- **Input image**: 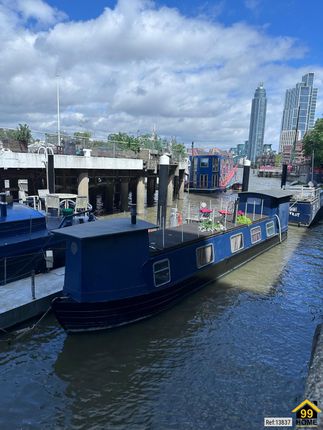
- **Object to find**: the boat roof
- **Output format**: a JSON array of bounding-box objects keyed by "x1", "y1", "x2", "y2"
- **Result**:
[
  {"x1": 238, "y1": 189, "x2": 294, "y2": 199},
  {"x1": 0, "y1": 203, "x2": 45, "y2": 223},
  {"x1": 52, "y1": 218, "x2": 158, "y2": 240}
]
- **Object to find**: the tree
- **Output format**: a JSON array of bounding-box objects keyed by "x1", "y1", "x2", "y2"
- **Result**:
[
  {"x1": 302, "y1": 118, "x2": 323, "y2": 167},
  {"x1": 274, "y1": 153, "x2": 282, "y2": 167},
  {"x1": 107, "y1": 132, "x2": 141, "y2": 153},
  {"x1": 15, "y1": 123, "x2": 32, "y2": 152},
  {"x1": 73, "y1": 131, "x2": 92, "y2": 147}
]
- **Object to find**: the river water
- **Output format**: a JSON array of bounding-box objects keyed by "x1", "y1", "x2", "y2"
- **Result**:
[{"x1": 0, "y1": 172, "x2": 322, "y2": 430}]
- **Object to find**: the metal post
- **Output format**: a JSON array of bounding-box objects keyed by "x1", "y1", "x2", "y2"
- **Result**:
[
  {"x1": 56, "y1": 74, "x2": 61, "y2": 147},
  {"x1": 181, "y1": 221, "x2": 184, "y2": 243},
  {"x1": 242, "y1": 159, "x2": 251, "y2": 192},
  {"x1": 245, "y1": 202, "x2": 247, "y2": 216},
  {"x1": 311, "y1": 150, "x2": 314, "y2": 182},
  {"x1": 281, "y1": 164, "x2": 287, "y2": 189},
  {"x1": 162, "y1": 217, "x2": 165, "y2": 248},
  {"x1": 253, "y1": 200, "x2": 256, "y2": 221},
  {"x1": 31, "y1": 270, "x2": 36, "y2": 300},
  {"x1": 260, "y1": 199, "x2": 264, "y2": 218},
  {"x1": 157, "y1": 154, "x2": 169, "y2": 229},
  {"x1": 224, "y1": 203, "x2": 228, "y2": 230}
]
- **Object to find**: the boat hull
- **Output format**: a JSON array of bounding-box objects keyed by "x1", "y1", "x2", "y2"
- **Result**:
[
  {"x1": 289, "y1": 199, "x2": 323, "y2": 227},
  {"x1": 52, "y1": 232, "x2": 286, "y2": 333}
]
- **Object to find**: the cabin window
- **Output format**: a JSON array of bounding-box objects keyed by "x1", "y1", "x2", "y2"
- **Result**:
[
  {"x1": 250, "y1": 226, "x2": 262, "y2": 244},
  {"x1": 200, "y1": 158, "x2": 209, "y2": 168},
  {"x1": 196, "y1": 244, "x2": 214, "y2": 268},
  {"x1": 230, "y1": 233, "x2": 244, "y2": 253},
  {"x1": 212, "y1": 174, "x2": 218, "y2": 188},
  {"x1": 266, "y1": 221, "x2": 275, "y2": 237},
  {"x1": 153, "y1": 259, "x2": 170, "y2": 287},
  {"x1": 200, "y1": 174, "x2": 208, "y2": 188}
]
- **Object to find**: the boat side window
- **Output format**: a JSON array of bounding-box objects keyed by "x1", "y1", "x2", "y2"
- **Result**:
[
  {"x1": 230, "y1": 233, "x2": 244, "y2": 253},
  {"x1": 196, "y1": 244, "x2": 214, "y2": 268},
  {"x1": 266, "y1": 221, "x2": 275, "y2": 237},
  {"x1": 250, "y1": 226, "x2": 261, "y2": 244},
  {"x1": 153, "y1": 259, "x2": 171, "y2": 287},
  {"x1": 200, "y1": 158, "x2": 209, "y2": 168}
]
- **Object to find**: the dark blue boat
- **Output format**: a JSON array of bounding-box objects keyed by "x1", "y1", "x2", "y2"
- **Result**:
[
  {"x1": 0, "y1": 193, "x2": 94, "y2": 285},
  {"x1": 287, "y1": 185, "x2": 323, "y2": 227},
  {"x1": 52, "y1": 190, "x2": 292, "y2": 333}
]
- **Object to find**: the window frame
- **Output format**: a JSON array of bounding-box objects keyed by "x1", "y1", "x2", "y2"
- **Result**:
[
  {"x1": 196, "y1": 243, "x2": 214, "y2": 269},
  {"x1": 153, "y1": 258, "x2": 171, "y2": 287},
  {"x1": 250, "y1": 226, "x2": 262, "y2": 244},
  {"x1": 266, "y1": 221, "x2": 275, "y2": 237},
  {"x1": 200, "y1": 157, "x2": 209, "y2": 168},
  {"x1": 230, "y1": 233, "x2": 244, "y2": 253}
]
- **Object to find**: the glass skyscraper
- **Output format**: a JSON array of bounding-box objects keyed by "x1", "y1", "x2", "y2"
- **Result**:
[
  {"x1": 279, "y1": 73, "x2": 318, "y2": 152},
  {"x1": 247, "y1": 83, "x2": 267, "y2": 163}
]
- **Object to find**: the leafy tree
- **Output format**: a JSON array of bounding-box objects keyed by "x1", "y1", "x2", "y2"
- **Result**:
[
  {"x1": 73, "y1": 131, "x2": 92, "y2": 147},
  {"x1": 171, "y1": 141, "x2": 187, "y2": 160},
  {"x1": 107, "y1": 132, "x2": 141, "y2": 153},
  {"x1": 274, "y1": 153, "x2": 282, "y2": 167},
  {"x1": 15, "y1": 123, "x2": 32, "y2": 152},
  {"x1": 302, "y1": 118, "x2": 323, "y2": 167}
]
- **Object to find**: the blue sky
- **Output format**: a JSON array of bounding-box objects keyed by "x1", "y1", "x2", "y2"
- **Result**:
[{"x1": 0, "y1": 0, "x2": 322, "y2": 149}]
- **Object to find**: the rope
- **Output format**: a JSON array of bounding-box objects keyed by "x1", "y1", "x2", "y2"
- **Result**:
[{"x1": 14, "y1": 306, "x2": 52, "y2": 340}]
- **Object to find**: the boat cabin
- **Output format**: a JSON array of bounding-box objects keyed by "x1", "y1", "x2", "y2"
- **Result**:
[{"x1": 238, "y1": 190, "x2": 293, "y2": 232}]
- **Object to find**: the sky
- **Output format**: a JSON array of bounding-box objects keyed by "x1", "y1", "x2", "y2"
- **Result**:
[{"x1": 0, "y1": 0, "x2": 322, "y2": 150}]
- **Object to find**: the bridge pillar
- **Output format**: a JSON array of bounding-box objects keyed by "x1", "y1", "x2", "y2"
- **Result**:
[
  {"x1": 167, "y1": 174, "x2": 174, "y2": 206},
  {"x1": 136, "y1": 177, "x2": 145, "y2": 215},
  {"x1": 105, "y1": 180, "x2": 114, "y2": 213},
  {"x1": 10, "y1": 178, "x2": 19, "y2": 201},
  {"x1": 147, "y1": 176, "x2": 156, "y2": 207},
  {"x1": 120, "y1": 180, "x2": 129, "y2": 212},
  {"x1": 178, "y1": 170, "x2": 185, "y2": 200},
  {"x1": 173, "y1": 167, "x2": 179, "y2": 200},
  {"x1": 78, "y1": 172, "x2": 89, "y2": 199}
]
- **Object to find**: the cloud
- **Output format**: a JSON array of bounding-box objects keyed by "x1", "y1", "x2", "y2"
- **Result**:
[{"x1": 0, "y1": 0, "x2": 321, "y2": 150}]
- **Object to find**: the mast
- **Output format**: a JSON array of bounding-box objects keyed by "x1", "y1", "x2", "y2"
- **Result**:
[{"x1": 56, "y1": 74, "x2": 61, "y2": 146}]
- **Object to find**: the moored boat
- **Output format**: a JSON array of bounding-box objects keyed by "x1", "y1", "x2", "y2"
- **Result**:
[
  {"x1": 52, "y1": 190, "x2": 293, "y2": 333},
  {"x1": 189, "y1": 152, "x2": 237, "y2": 193},
  {"x1": 0, "y1": 193, "x2": 94, "y2": 285},
  {"x1": 287, "y1": 185, "x2": 323, "y2": 227}
]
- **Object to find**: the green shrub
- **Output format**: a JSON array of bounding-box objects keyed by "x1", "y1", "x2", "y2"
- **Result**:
[{"x1": 236, "y1": 215, "x2": 252, "y2": 225}]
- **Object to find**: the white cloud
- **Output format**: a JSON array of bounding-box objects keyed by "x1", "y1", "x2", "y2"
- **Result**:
[{"x1": 0, "y1": 0, "x2": 321, "y2": 150}]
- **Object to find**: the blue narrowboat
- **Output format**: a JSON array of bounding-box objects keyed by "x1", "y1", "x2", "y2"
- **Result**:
[
  {"x1": 189, "y1": 153, "x2": 237, "y2": 193},
  {"x1": 52, "y1": 190, "x2": 292, "y2": 333},
  {"x1": 287, "y1": 185, "x2": 323, "y2": 227},
  {"x1": 0, "y1": 193, "x2": 94, "y2": 285}
]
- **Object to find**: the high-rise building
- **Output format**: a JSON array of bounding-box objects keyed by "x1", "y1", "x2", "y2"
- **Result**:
[
  {"x1": 279, "y1": 73, "x2": 318, "y2": 152},
  {"x1": 247, "y1": 83, "x2": 267, "y2": 163}
]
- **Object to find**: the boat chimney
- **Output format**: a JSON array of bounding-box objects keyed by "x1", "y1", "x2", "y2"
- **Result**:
[
  {"x1": 130, "y1": 204, "x2": 137, "y2": 225},
  {"x1": 242, "y1": 159, "x2": 251, "y2": 192},
  {"x1": 0, "y1": 193, "x2": 8, "y2": 218},
  {"x1": 281, "y1": 164, "x2": 287, "y2": 189},
  {"x1": 157, "y1": 154, "x2": 169, "y2": 229}
]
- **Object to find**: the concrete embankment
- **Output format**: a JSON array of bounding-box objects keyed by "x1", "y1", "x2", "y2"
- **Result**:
[
  {"x1": 305, "y1": 323, "x2": 323, "y2": 428},
  {"x1": 0, "y1": 268, "x2": 64, "y2": 330}
]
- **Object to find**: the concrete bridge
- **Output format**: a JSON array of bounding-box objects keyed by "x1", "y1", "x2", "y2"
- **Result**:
[{"x1": 0, "y1": 151, "x2": 187, "y2": 214}]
